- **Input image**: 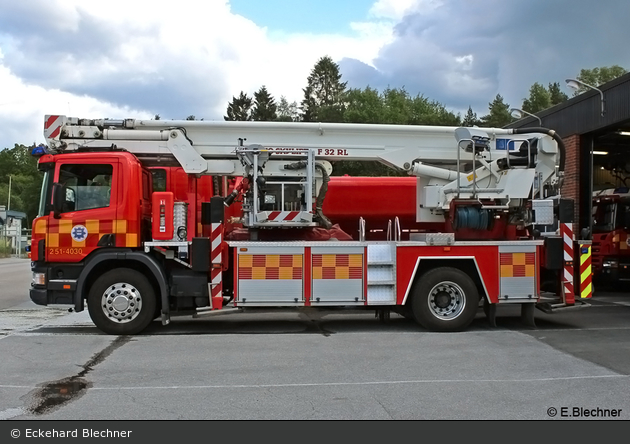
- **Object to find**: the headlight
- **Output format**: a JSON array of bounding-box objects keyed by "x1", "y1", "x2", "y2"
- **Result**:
[
  {"x1": 32, "y1": 272, "x2": 46, "y2": 286},
  {"x1": 603, "y1": 260, "x2": 619, "y2": 268}
]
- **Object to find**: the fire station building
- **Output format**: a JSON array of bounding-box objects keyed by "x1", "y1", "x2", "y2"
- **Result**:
[{"x1": 507, "y1": 72, "x2": 630, "y2": 240}]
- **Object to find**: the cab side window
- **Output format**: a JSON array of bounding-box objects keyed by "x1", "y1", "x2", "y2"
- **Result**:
[
  {"x1": 58, "y1": 164, "x2": 113, "y2": 212},
  {"x1": 151, "y1": 169, "x2": 167, "y2": 192}
]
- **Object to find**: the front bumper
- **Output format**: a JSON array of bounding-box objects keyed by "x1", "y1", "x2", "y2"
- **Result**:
[
  {"x1": 30, "y1": 287, "x2": 49, "y2": 306},
  {"x1": 30, "y1": 262, "x2": 80, "y2": 309}
]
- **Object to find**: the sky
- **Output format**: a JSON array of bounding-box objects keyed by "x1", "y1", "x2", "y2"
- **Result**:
[{"x1": 0, "y1": 0, "x2": 629, "y2": 149}]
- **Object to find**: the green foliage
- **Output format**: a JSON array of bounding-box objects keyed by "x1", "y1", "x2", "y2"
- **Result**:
[
  {"x1": 0, "y1": 238, "x2": 11, "y2": 258},
  {"x1": 276, "y1": 96, "x2": 299, "y2": 122},
  {"x1": 480, "y1": 94, "x2": 513, "y2": 128},
  {"x1": 380, "y1": 87, "x2": 412, "y2": 124},
  {"x1": 343, "y1": 87, "x2": 384, "y2": 123},
  {"x1": 251, "y1": 86, "x2": 278, "y2": 121},
  {"x1": 186, "y1": 115, "x2": 196, "y2": 120},
  {"x1": 522, "y1": 82, "x2": 551, "y2": 113},
  {"x1": 344, "y1": 86, "x2": 460, "y2": 126},
  {"x1": 462, "y1": 106, "x2": 480, "y2": 127},
  {"x1": 300, "y1": 56, "x2": 347, "y2": 122},
  {"x1": 153, "y1": 114, "x2": 161, "y2": 120},
  {"x1": 0, "y1": 144, "x2": 42, "y2": 224},
  {"x1": 548, "y1": 82, "x2": 568, "y2": 106},
  {"x1": 574, "y1": 65, "x2": 628, "y2": 95},
  {"x1": 224, "y1": 91, "x2": 253, "y2": 121},
  {"x1": 409, "y1": 94, "x2": 460, "y2": 126},
  {"x1": 521, "y1": 82, "x2": 568, "y2": 113}
]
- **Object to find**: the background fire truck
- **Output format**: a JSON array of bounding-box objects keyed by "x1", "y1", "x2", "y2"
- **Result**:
[
  {"x1": 591, "y1": 187, "x2": 630, "y2": 285},
  {"x1": 28, "y1": 115, "x2": 587, "y2": 335}
]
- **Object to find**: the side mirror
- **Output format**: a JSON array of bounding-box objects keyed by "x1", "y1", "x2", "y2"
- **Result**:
[{"x1": 52, "y1": 182, "x2": 65, "y2": 219}]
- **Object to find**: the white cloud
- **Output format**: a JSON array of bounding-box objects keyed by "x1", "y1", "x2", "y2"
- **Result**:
[
  {"x1": 0, "y1": 64, "x2": 151, "y2": 148},
  {"x1": 0, "y1": 0, "x2": 399, "y2": 147},
  {"x1": 369, "y1": 0, "x2": 442, "y2": 20},
  {"x1": 342, "y1": 0, "x2": 630, "y2": 118},
  {"x1": 3, "y1": 0, "x2": 627, "y2": 151}
]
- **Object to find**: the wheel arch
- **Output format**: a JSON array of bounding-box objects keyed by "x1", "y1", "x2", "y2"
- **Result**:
[
  {"x1": 75, "y1": 250, "x2": 168, "y2": 315},
  {"x1": 401, "y1": 257, "x2": 489, "y2": 306}
]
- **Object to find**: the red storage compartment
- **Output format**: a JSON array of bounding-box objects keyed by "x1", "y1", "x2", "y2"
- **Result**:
[{"x1": 152, "y1": 192, "x2": 174, "y2": 240}]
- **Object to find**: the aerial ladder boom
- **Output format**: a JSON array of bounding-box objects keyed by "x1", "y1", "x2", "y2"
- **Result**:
[{"x1": 43, "y1": 115, "x2": 564, "y2": 228}]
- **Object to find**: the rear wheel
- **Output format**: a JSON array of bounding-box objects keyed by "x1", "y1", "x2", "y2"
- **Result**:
[
  {"x1": 411, "y1": 267, "x2": 479, "y2": 332},
  {"x1": 87, "y1": 268, "x2": 156, "y2": 335}
]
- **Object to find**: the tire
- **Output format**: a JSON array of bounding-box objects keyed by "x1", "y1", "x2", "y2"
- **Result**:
[
  {"x1": 411, "y1": 267, "x2": 479, "y2": 332},
  {"x1": 87, "y1": 268, "x2": 157, "y2": 335}
]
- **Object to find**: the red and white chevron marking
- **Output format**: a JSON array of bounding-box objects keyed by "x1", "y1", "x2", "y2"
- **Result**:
[
  {"x1": 210, "y1": 222, "x2": 223, "y2": 307},
  {"x1": 267, "y1": 211, "x2": 301, "y2": 222},
  {"x1": 44, "y1": 115, "x2": 63, "y2": 140},
  {"x1": 560, "y1": 222, "x2": 575, "y2": 304}
]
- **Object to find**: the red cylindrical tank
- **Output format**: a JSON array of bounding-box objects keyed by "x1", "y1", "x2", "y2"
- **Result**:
[{"x1": 322, "y1": 176, "x2": 419, "y2": 236}]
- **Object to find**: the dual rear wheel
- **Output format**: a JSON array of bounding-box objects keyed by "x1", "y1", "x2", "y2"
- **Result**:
[{"x1": 410, "y1": 267, "x2": 479, "y2": 332}]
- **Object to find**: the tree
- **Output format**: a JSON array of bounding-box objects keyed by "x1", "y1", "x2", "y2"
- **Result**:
[
  {"x1": 153, "y1": 114, "x2": 161, "y2": 120},
  {"x1": 462, "y1": 106, "x2": 480, "y2": 127},
  {"x1": 409, "y1": 94, "x2": 460, "y2": 126},
  {"x1": 570, "y1": 65, "x2": 628, "y2": 96},
  {"x1": 547, "y1": 82, "x2": 568, "y2": 106},
  {"x1": 224, "y1": 91, "x2": 253, "y2": 121},
  {"x1": 186, "y1": 115, "x2": 196, "y2": 121},
  {"x1": 343, "y1": 86, "x2": 459, "y2": 126},
  {"x1": 0, "y1": 144, "x2": 42, "y2": 224},
  {"x1": 300, "y1": 56, "x2": 347, "y2": 122},
  {"x1": 251, "y1": 86, "x2": 277, "y2": 121},
  {"x1": 522, "y1": 82, "x2": 551, "y2": 114},
  {"x1": 480, "y1": 94, "x2": 513, "y2": 128},
  {"x1": 381, "y1": 87, "x2": 411, "y2": 124},
  {"x1": 276, "y1": 96, "x2": 299, "y2": 122},
  {"x1": 520, "y1": 81, "x2": 567, "y2": 113},
  {"x1": 343, "y1": 86, "x2": 384, "y2": 123}
]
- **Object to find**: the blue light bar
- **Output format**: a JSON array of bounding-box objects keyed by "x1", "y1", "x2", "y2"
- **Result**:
[{"x1": 30, "y1": 144, "x2": 48, "y2": 157}]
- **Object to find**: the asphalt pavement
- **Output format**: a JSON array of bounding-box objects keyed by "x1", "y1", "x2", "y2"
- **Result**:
[{"x1": 1, "y1": 258, "x2": 629, "y2": 420}]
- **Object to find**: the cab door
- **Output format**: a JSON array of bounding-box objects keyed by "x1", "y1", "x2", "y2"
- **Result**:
[{"x1": 47, "y1": 160, "x2": 119, "y2": 262}]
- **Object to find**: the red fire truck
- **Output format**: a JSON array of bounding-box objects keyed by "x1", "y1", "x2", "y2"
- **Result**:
[
  {"x1": 28, "y1": 115, "x2": 585, "y2": 335},
  {"x1": 591, "y1": 187, "x2": 630, "y2": 285}
]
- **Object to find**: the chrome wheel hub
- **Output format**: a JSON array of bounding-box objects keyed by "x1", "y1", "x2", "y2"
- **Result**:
[
  {"x1": 101, "y1": 282, "x2": 142, "y2": 323},
  {"x1": 427, "y1": 281, "x2": 466, "y2": 320}
]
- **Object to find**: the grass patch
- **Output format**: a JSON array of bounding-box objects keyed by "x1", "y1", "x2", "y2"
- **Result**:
[{"x1": 0, "y1": 238, "x2": 12, "y2": 258}]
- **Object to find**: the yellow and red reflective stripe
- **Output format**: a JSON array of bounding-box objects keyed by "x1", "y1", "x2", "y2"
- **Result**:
[
  {"x1": 499, "y1": 252, "x2": 536, "y2": 278},
  {"x1": 312, "y1": 254, "x2": 363, "y2": 280},
  {"x1": 580, "y1": 245, "x2": 592, "y2": 299},
  {"x1": 238, "y1": 254, "x2": 303, "y2": 280},
  {"x1": 44, "y1": 219, "x2": 136, "y2": 248}
]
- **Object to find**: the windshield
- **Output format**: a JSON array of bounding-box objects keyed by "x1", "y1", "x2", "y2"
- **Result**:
[
  {"x1": 37, "y1": 165, "x2": 54, "y2": 217},
  {"x1": 592, "y1": 201, "x2": 630, "y2": 233}
]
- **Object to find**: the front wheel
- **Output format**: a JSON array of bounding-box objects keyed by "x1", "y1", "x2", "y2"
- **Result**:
[
  {"x1": 87, "y1": 268, "x2": 157, "y2": 335},
  {"x1": 411, "y1": 267, "x2": 479, "y2": 332}
]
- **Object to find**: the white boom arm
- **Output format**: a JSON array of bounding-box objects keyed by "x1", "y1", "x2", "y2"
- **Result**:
[
  {"x1": 44, "y1": 115, "x2": 557, "y2": 172},
  {"x1": 43, "y1": 115, "x2": 562, "y2": 226}
]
